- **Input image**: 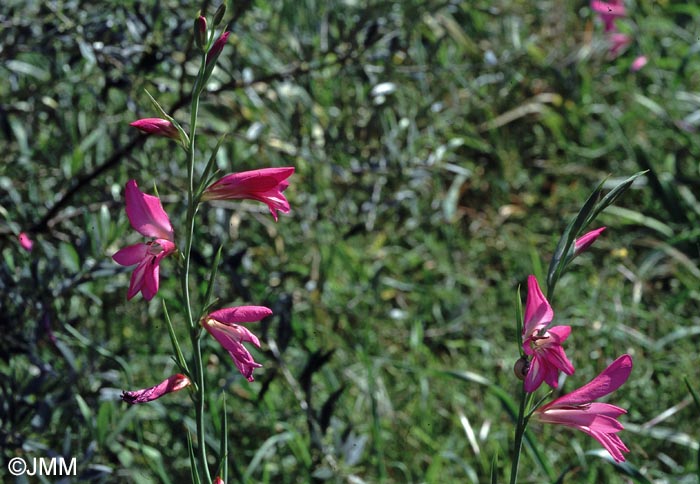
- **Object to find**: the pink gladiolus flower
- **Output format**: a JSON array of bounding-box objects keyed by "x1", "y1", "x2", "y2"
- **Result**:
[
  {"x1": 122, "y1": 374, "x2": 191, "y2": 404},
  {"x1": 522, "y1": 276, "x2": 575, "y2": 392},
  {"x1": 591, "y1": 0, "x2": 626, "y2": 32},
  {"x1": 201, "y1": 167, "x2": 295, "y2": 221},
  {"x1": 18, "y1": 232, "x2": 33, "y2": 252},
  {"x1": 130, "y1": 118, "x2": 179, "y2": 139},
  {"x1": 574, "y1": 227, "x2": 606, "y2": 256},
  {"x1": 533, "y1": 354, "x2": 633, "y2": 462},
  {"x1": 206, "y1": 31, "x2": 230, "y2": 65},
  {"x1": 202, "y1": 306, "x2": 272, "y2": 381},
  {"x1": 112, "y1": 180, "x2": 176, "y2": 301},
  {"x1": 631, "y1": 55, "x2": 648, "y2": 72}
]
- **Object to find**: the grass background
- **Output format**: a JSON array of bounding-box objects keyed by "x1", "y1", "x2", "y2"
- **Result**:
[{"x1": 1, "y1": 0, "x2": 699, "y2": 482}]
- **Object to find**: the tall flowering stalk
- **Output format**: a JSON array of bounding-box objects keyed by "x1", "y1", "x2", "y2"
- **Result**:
[
  {"x1": 113, "y1": 6, "x2": 295, "y2": 483},
  {"x1": 508, "y1": 172, "x2": 645, "y2": 483}
]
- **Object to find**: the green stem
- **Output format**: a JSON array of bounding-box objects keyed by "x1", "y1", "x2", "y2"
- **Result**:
[
  {"x1": 509, "y1": 385, "x2": 531, "y2": 484},
  {"x1": 181, "y1": 51, "x2": 210, "y2": 483}
]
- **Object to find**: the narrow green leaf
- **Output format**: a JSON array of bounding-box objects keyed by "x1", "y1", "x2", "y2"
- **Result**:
[
  {"x1": 546, "y1": 178, "x2": 605, "y2": 299},
  {"x1": 196, "y1": 133, "x2": 227, "y2": 199},
  {"x1": 201, "y1": 244, "x2": 224, "y2": 319},
  {"x1": 188, "y1": 432, "x2": 201, "y2": 484},
  {"x1": 163, "y1": 300, "x2": 190, "y2": 375},
  {"x1": 143, "y1": 88, "x2": 190, "y2": 147},
  {"x1": 685, "y1": 378, "x2": 700, "y2": 411},
  {"x1": 218, "y1": 393, "x2": 229, "y2": 484},
  {"x1": 515, "y1": 284, "x2": 524, "y2": 358},
  {"x1": 490, "y1": 448, "x2": 498, "y2": 484},
  {"x1": 584, "y1": 170, "x2": 648, "y2": 228}
]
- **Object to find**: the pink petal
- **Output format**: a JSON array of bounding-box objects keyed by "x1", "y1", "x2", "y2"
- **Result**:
[
  {"x1": 201, "y1": 167, "x2": 295, "y2": 221},
  {"x1": 523, "y1": 275, "x2": 553, "y2": 338},
  {"x1": 551, "y1": 354, "x2": 632, "y2": 406},
  {"x1": 130, "y1": 118, "x2": 179, "y2": 139},
  {"x1": 631, "y1": 55, "x2": 648, "y2": 72},
  {"x1": 121, "y1": 374, "x2": 190, "y2": 404},
  {"x1": 125, "y1": 180, "x2": 174, "y2": 241},
  {"x1": 208, "y1": 306, "x2": 273, "y2": 325},
  {"x1": 524, "y1": 356, "x2": 546, "y2": 392},
  {"x1": 574, "y1": 227, "x2": 606, "y2": 255},
  {"x1": 18, "y1": 232, "x2": 34, "y2": 252},
  {"x1": 127, "y1": 258, "x2": 149, "y2": 300},
  {"x1": 112, "y1": 243, "x2": 148, "y2": 266},
  {"x1": 203, "y1": 319, "x2": 263, "y2": 381},
  {"x1": 206, "y1": 31, "x2": 231, "y2": 65}
]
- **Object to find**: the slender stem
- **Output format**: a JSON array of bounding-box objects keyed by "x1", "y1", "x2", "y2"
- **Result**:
[
  {"x1": 182, "y1": 51, "x2": 210, "y2": 483},
  {"x1": 510, "y1": 385, "x2": 531, "y2": 484}
]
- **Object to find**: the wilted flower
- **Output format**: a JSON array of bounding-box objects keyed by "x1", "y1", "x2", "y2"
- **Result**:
[
  {"x1": 202, "y1": 306, "x2": 272, "y2": 381},
  {"x1": 122, "y1": 374, "x2": 191, "y2": 404},
  {"x1": 533, "y1": 354, "x2": 632, "y2": 462},
  {"x1": 522, "y1": 276, "x2": 575, "y2": 392},
  {"x1": 201, "y1": 167, "x2": 294, "y2": 221},
  {"x1": 112, "y1": 180, "x2": 176, "y2": 301},
  {"x1": 130, "y1": 118, "x2": 179, "y2": 139},
  {"x1": 18, "y1": 232, "x2": 33, "y2": 252}
]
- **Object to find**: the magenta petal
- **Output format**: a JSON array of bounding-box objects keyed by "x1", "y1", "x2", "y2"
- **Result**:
[
  {"x1": 121, "y1": 374, "x2": 190, "y2": 404},
  {"x1": 524, "y1": 356, "x2": 545, "y2": 393},
  {"x1": 574, "y1": 227, "x2": 606, "y2": 255},
  {"x1": 142, "y1": 260, "x2": 159, "y2": 301},
  {"x1": 18, "y1": 232, "x2": 34, "y2": 252},
  {"x1": 127, "y1": 259, "x2": 149, "y2": 300},
  {"x1": 203, "y1": 319, "x2": 263, "y2": 381},
  {"x1": 523, "y1": 275, "x2": 553, "y2": 338},
  {"x1": 553, "y1": 355, "x2": 632, "y2": 406},
  {"x1": 113, "y1": 243, "x2": 148, "y2": 266},
  {"x1": 201, "y1": 167, "x2": 295, "y2": 220},
  {"x1": 125, "y1": 180, "x2": 174, "y2": 240},
  {"x1": 208, "y1": 306, "x2": 273, "y2": 325}
]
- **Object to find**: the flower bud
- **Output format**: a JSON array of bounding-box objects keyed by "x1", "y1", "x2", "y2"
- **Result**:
[
  {"x1": 195, "y1": 15, "x2": 208, "y2": 50},
  {"x1": 130, "y1": 118, "x2": 180, "y2": 139},
  {"x1": 213, "y1": 4, "x2": 226, "y2": 27},
  {"x1": 206, "y1": 31, "x2": 230, "y2": 65}
]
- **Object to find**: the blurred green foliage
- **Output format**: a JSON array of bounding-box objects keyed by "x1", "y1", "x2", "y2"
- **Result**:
[{"x1": 1, "y1": 0, "x2": 699, "y2": 482}]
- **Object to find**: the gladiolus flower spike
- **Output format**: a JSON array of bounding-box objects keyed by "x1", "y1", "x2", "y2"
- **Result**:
[
  {"x1": 112, "y1": 180, "x2": 176, "y2": 301},
  {"x1": 521, "y1": 276, "x2": 575, "y2": 393},
  {"x1": 534, "y1": 354, "x2": 633, "y2": 462},
  {"x1": 202, "y1": 306, "x2": 272, "y2": 381},
  {"x1": 122, "y1": 374, "x2": 191, "y2": 404},
  {"x1": 201, "y1": 167, "x2": 295, "y2": 221}
]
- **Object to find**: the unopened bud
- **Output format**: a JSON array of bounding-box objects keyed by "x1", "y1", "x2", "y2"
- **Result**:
[
  {"x1": 213, "y1": 4, "x2": 226, "y2": 27},
  {"x1": 573, "y1": 227, "x2": 606, "y2": 257},
  {"x1": 130, "y1": 118, "x2": 179, "y2": 139},
  {"x1": 206, "y1": 31, "x2": 230, "y2": 65},
  {"x1": 195, "y1": 15, "x2": 207, "y2": 50}
]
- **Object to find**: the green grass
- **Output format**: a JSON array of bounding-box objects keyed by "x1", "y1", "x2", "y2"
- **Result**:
[{"x1": 2, "y1": 0, "x2": 700, "y2": 482}]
